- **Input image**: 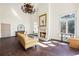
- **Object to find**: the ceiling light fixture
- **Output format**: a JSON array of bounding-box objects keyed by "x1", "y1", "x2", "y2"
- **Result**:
[{"x1": 21, "y1": 3, "x2": 35, "y2": 14}]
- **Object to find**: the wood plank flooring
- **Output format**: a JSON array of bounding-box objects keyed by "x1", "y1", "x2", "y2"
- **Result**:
[{"x1": 0, "y1": 37, "x2": 79, "y2": 56}]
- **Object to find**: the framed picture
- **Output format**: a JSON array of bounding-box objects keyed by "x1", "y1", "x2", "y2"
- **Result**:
[{"x1": 39, "y1": 14, "x2": 47, "y2": 27}]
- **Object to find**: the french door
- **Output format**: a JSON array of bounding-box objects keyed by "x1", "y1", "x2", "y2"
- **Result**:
[{"x1": 60, "y1": 13, "x2": 75, "y2": 42}]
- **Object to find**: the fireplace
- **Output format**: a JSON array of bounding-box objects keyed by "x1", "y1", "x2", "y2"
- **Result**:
[{"x1": 40, "y1": 32, "x2": 46, "y2": 38}]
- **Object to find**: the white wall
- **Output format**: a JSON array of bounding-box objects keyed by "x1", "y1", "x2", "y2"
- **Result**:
[
  {"x1": 0, "y1": 3, "x2": 34, "y2": 38},
  {"x1": 31, "y1": 3, "x2": 79, "y2": 40},
  {"x1": 76, "y1": 4, "x2": 79, "y2": 38},
  {"x1": 0, "y1": 25, "x2": 1, "y2": 37},
  {"x1": 48, "y1": 3, "x2": 77, "y2": 40},
  {"x1": 37, "y1": 3, "x2": 78, "y2": 40}
]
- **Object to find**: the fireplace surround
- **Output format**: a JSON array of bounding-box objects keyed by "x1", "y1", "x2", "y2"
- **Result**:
[{"x1": 40, "y1": 32, "x2": 46, "y2": 38}]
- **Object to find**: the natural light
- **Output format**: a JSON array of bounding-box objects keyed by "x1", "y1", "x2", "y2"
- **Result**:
[
  {"x1": 52, "y1": 41, "x2": 59, "y2": 43},
  {"x1": 74, "y1": 55, "x2": 79, "y2": 56},
  {"x1": 37, "y1": 42, "x2": 48, "y2": 47},
  {"x1": 47, "y1": 43, "x2": 56, "y2": 47},
  {"x1": 11, "y1": 8, "x2": 18, "y2": 16},
  {"x1": 11, "y1": 8, "x2": 22, "y2": 20},
  {"x1": 52, "y1": 41, "x2": 67, "y2": 45},
  {"x1": 42, "y1": 41, "x2": 51, "y2": 44},
  {"x1": 41, "y1": 41, "x2": 56, "y2": 47},
  {"x1": 59, "y1": 43, "x2": 67, "y2": 45}
]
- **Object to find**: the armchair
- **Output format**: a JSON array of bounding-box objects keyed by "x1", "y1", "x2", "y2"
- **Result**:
[{"x1": 68, "y1": 38, "x2": 79, "y2": 49}]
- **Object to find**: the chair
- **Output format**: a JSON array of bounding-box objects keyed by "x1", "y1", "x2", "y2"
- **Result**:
[{"x1": 68, "y1": 38, "x2": 79, "y2": 49}]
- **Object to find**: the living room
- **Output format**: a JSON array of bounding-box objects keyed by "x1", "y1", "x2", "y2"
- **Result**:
[{"x1": 1, "y1": 3, "x2": 79, "y2": 56}]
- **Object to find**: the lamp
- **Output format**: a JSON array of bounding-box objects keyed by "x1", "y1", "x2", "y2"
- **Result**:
[{"x1": 21, "y1": 3, "x2": 35, "y2": 14}]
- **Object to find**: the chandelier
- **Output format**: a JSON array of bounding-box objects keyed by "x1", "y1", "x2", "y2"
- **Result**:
[{"x1": 21, "y1": 3, "x2": 35, "y2": 14}]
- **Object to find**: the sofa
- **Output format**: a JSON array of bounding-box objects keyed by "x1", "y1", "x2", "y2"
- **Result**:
[
  {"x1": 17, "y1": 33, "x2": 38, "y2": 50},
  {"x1": 68, "y1": 38, "x2": 79, "y2": 49}
]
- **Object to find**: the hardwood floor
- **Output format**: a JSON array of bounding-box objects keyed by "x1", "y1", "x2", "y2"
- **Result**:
[{"x1": 0, "y1": 37, "x2": 79, "y2": 56}]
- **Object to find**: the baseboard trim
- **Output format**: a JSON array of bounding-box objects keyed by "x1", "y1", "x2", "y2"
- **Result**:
[
  {"x1": 0, "y1": 36, "x2": 15, "y2": 39},
  {"x1": 50, "y1": 39, "x2": 68, "y2": 43}
]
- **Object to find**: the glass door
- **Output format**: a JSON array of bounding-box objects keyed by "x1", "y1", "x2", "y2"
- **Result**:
[{"x1": 60, "y1": 13, "x2": 75, "y2": 42}]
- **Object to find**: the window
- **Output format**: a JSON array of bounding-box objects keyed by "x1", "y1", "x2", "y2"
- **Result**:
[
  {"x1": 61, "y1": 21, "x2": 66, "y2": 33},
  {"x1": 68, "y1": 20, "x2": 74, "y2": 34},
  {"x1": 60, "y1": 13, "x2": 75, "y2": 42}
]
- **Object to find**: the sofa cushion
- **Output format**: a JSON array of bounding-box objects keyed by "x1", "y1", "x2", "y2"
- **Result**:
[{"x1": 17, "y1": 33, "x2": 29, "y2": 42}]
